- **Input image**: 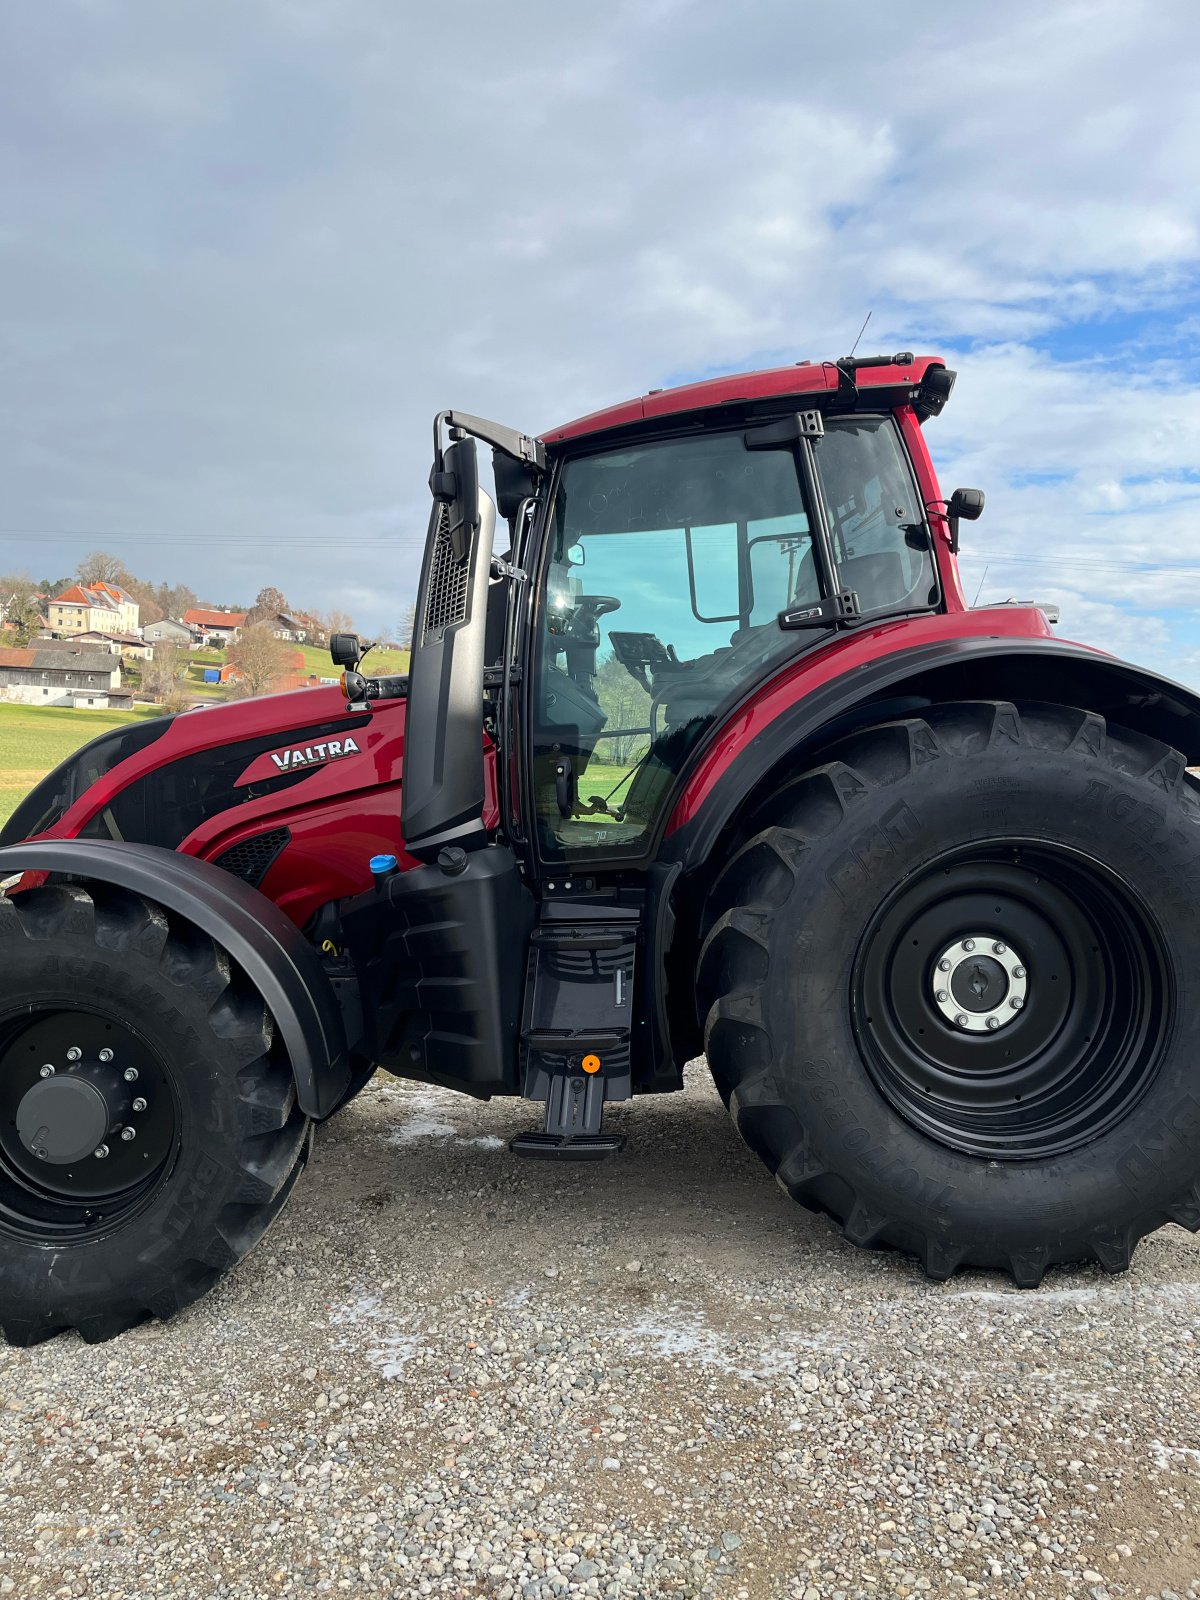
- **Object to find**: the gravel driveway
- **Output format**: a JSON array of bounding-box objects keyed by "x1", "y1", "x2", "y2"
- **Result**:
[{"x1": 2, "y1": 1065, "x2": 1199, "y2": 1600}]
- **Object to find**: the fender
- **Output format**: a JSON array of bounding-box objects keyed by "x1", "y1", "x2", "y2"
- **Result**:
[
  {"x1": 662, "y1": 635, "x2": 1200, "y2": 872},
  {"x1": 0, "y1": 840, "x2": 351, "y2": 1119}
]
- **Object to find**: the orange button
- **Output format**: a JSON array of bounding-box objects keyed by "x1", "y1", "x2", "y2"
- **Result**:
[{"x1": 581, "y1": 1053, "x2": 601, "y2": 1074}]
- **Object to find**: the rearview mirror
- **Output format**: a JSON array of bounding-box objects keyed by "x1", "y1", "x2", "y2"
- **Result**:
[
  {"x1": 946, "y1": 486, "x2": 985, "y2": 553},
  {"x1": 329, "y1": 632, "x2": 361, "y2": 669},
  {"x1": 429, "y1": 435, "x2": 481, "y2": 561}
]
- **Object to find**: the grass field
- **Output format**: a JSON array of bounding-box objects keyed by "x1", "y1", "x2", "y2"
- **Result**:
[{"x1": 0, "y1": 703, "x2": 163, "y2": 827}]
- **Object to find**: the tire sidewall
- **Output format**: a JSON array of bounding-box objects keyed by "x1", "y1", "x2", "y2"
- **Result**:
[{"x1": 0, "y1": 934, "x2": 281, "y2": 1318}]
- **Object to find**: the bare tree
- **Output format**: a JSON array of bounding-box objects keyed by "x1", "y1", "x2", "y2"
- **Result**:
[
  {"x1": 78, "y1": 550, "x2": 125, "y2": 585},
  {"x1": 326, "y1": 608, "x2": 355, "y2": 637},
  {"x1": 142, "y1": 641, "x2": 184, "y2": 701},
  {"x1": 400, "y1": 602, "x2": 417, "y2": 649},
  {"x1": 226, "y1": 624, "x2": 289, "y2": 698}
]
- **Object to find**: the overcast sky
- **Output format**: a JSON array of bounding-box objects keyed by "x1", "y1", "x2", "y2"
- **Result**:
[{"x1": 2, "y1": 0, "x2": 1199, "y2": 674}]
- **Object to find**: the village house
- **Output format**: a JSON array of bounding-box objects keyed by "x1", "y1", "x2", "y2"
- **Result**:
[
  {"x1": 143, "y1": 618, "x2": 193, "y2": 646},
  {"x1": 0, "y1": 645, "x2": 123, "y2": 708},
  {"x1": 72, "y1": 630, "x2": 154, "y2": 661},
  {"x1": 48, "y1": 582, "x2": 141, "y2": 638},
  {"x1": 184, "y1": 608, "x2": 246, "y2": 648}
]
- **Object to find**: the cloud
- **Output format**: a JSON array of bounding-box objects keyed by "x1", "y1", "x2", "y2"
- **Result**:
[{"x1": 0, "y1": 0, "x2": 1197, "y2": 679}]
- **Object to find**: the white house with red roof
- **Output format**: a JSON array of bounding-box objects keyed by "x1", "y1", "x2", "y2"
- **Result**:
[
  {"x1": 184, "y1": 608, "x2": 247, "y2": 647},
  {"x1": 48, "y1": 581, "x2": 140, "y2": 638}
]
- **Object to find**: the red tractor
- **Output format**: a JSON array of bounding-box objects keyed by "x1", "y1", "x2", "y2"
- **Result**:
[{"x1": 4, "y1": 351, "x2": 1200, "y2": 1345}]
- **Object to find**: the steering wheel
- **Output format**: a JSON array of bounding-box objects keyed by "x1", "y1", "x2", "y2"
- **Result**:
[{"x1": 569, "y1": 595, "x2": 622, "y2": 626}]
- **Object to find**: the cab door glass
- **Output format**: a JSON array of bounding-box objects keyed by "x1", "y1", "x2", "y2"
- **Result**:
[
  {"x1": 814, "y1": 417, "x2": 938, "y2": 614},
  {"x1": 532, "y1": 431, "x2": 809, "y2": 859}
]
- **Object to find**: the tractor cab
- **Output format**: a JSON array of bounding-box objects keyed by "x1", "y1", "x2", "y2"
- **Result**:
[{"x1": 341, "y1": 354, "x2": 972, "y2": 1154}]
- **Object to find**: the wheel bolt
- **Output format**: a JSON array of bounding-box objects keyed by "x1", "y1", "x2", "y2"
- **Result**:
[
  {"x1": 961, "y1": 939, "x2": 975, "y2": 952},
  {"x1": 99, "y1": 1047, "x2": 114, "y2": 1063},
  {"x1": 33, "y1": 1147, "x2": 48, "y2": 1160},
  {"x1": 1013, "y1": 965, "x2": 1026, "y2": 979},
  {"x1": 935, "y1": 988, "x2": 949, "y2": 1002},
  {"x1": 39, "y1": 1064, "x2": 55, "y2": 1078},
  {"x1": 66, "y1": 1046, "x2": 82, "y2": 1062},
  {"x1": 992, "y1": 941, "x2": 1007, "y2": 955},
  {"x1": 986, "y1": 1017, "x2": 1000, "y2": 1030},
  {"x1": 120, "y1": 1126, "x2": 136, "y2": 1142},
  {"x1": 955, "y1": 1013, "x2": 970, "y2": 1027},
  {"x1": 1010, "y1": 996, "x2": 1024, "y2": 1011},
  {"x1": 94, "y1": 1144, "x2": 109, "y2": 1159},
  {"x1": 938, "y1": 958, "x2": 952, "y2": 972},
  {"x1": 132, "y1": 1096, "x2": 147, "y2": 1112},
  {"x1": 123, "y1": 1067, "x2": 139, "y2": 1082}
]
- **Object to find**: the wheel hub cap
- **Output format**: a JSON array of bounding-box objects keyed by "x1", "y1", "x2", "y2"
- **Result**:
[{"x1": 931, "y1": 934, "x2": 1028, "y2": 1034}]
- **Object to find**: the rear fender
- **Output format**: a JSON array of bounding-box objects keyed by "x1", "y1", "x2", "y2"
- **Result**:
[
  {"x1": 0, "y1": 840, "x2": 350, "y2": 1118},
  {"x1": 663, "y1": 638, "x2": 1200, "y2": 873}
]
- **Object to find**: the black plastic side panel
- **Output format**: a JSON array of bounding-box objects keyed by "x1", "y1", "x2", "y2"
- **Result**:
[
  {"x1": 0, "y1": 840, "x2": 351, "y2": 1118},
  {"x1": 342, "y1": 844, "x2": 534, "y2": 1097},
  {"x1": 401, "y1": 448, "x2": 496, "y2": 857}
]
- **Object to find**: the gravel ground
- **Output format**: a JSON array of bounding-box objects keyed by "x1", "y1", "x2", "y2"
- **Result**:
[{"x1": 2, "y1": 1064, "x2": 1200, "y2": 1600}]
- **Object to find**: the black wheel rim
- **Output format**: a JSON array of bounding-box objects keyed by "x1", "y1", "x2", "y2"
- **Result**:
[
  {"x1": 0, "y1": 1007, "x2": 179, "y2": 1241},
  {"x1": 852, "y1": 841, "x2": 1172, "y2": 1159}
]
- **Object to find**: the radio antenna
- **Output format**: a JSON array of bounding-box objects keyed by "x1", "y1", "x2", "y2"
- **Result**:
[
  {"x1": 971, "y1": 564, "x2": 989, "y2": 607},
  {"x1": 848, "y1": 310, "x2": 872, "y2": 359}
]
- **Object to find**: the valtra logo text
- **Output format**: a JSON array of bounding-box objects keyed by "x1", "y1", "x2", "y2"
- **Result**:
[{"x1": 270, "y1": 735, "x2": 361, "y2": 772}]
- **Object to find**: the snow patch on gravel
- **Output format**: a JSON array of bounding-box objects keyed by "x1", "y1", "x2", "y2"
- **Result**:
[{"x1": 330, "y1": 1293, "x2": 421, "y2": 1379}]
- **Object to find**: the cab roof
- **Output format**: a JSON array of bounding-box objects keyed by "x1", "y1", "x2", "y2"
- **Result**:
[{"x1": 541, "y1": 353, "x2": 947, "y2": 446}]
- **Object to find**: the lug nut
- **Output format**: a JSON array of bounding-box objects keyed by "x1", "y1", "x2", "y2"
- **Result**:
[
  {"x1": 938, "y1": 958, "x2": 952, "y2": 972},
  {"x1": 1013, "y1": 965, "x2": 1026, "y2": 979},
  {"x1": 992, "y1": 941, "x2": 1007, "y2": 955},
  {"x1": 66, "y1": 1046, "x2": 82, "y2": 1062},
  {"x1": 986, "y1": 1016, "x2": 1001, "y2": 1030},
  {"x1": 120, "y1": 1126, "x2": 136, "y2": 1142},
  {"x1": 33, "y1": 1147, "x2": 48, "y2": 1160},
  {"x1": 961, "y1": 938, "x2": 975, "y2": 952},
  {"x1": 99, "y1": 1047, "x2": 114, "y2": 1062},
  {"x1": 132, "y1": 1096, "x2": 147, "y2": 1112},
  {"x1": 1010, "y1": 996, "x2": 1024, "y2": 1011},
  {"x1": 94, "y1": 1144, "x2": 110, "y2": 1159},
  {"x1": 955, "y1": 1012, "x2": 970, "y2": 1027},
  {"x1": 935, "y1": 988, "x2": 949, "y2": 1002},
  {"x1": 39, "y1": 1064, "x2": 55, "y2": 1078},
  {"x1": 123, "y1": 1067, "x2": 139, "y2": 1083}
]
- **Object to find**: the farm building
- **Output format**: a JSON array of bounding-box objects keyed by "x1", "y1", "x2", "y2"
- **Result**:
[
  {"x1": 143, "y1": 618, "x2": 192, "y2": 646},
  {"x1": 184, "y1": 608, "x2": 246, "y2": 647},
  {"x1": 0, "y1": 646, "x2": 122, "y2": 707}
]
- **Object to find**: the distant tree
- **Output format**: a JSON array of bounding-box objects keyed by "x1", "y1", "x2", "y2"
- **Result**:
[
  {"x1": 142, "y1": 641, "x2": 184, "y2": 701},
  {"x1": 246, "y1": 586, "x2": 289, "y2": 626},
  {"x1": 226, "y1": 624, "x2": 289, "y2": 697},
  {"x1": 400, "y1": 602, "x2": 417, "y2": 649},
  {"x1": 1, "y1": 574, "x2": 43, "y2": 646},
  {"x1": 78, "y1": 550, "x2": 125, "y2": 585},
  {"x1": 593, "y1": 655, "x2": 651, "y2": 765},
  {"x1": 326, "y1": 608, "x2": 355, "y2": 637}
]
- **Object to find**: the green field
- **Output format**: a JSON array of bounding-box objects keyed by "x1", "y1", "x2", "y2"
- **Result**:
[{"x1": 0, "y1": 703, "x2": 163, "y2": 827}]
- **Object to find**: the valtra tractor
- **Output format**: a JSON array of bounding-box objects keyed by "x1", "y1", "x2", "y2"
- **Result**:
[{"x1": 5, "y1": 351, "x2": 1200, "y2": 1346}]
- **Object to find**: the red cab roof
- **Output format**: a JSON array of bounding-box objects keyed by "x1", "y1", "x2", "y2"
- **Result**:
[{"x1": 541, "y1": 354, "x2": 945, "y2": 445}]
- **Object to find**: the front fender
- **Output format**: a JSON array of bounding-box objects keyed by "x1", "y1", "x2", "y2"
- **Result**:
[{"x1": 0, "y1": 840, "x2": 350, "y2": 1119}]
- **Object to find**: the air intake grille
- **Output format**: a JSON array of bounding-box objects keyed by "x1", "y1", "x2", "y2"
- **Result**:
[
  {"x1": 421, "y1": 503, "x2": 470, "y2": 644},
  {"x1": 214, "y1": 826, "x2": 290, "y2": 888}
]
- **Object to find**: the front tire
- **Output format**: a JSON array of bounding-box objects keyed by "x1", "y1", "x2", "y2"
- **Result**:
[
  {"x1": 698, "y1": 701, "x2": 1200, "y2": 1286},
  {"x1": 0, "y1": 884, "x2": 312, "y2": 1344}
]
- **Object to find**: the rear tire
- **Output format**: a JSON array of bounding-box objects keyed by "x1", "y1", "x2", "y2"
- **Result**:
[
  {"x1": 698, "y1": 701, "x2": 1200, "y2": 1286},
  {"x1": 0, "y1": 884, "x2": 312, "y2": 1344}
]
